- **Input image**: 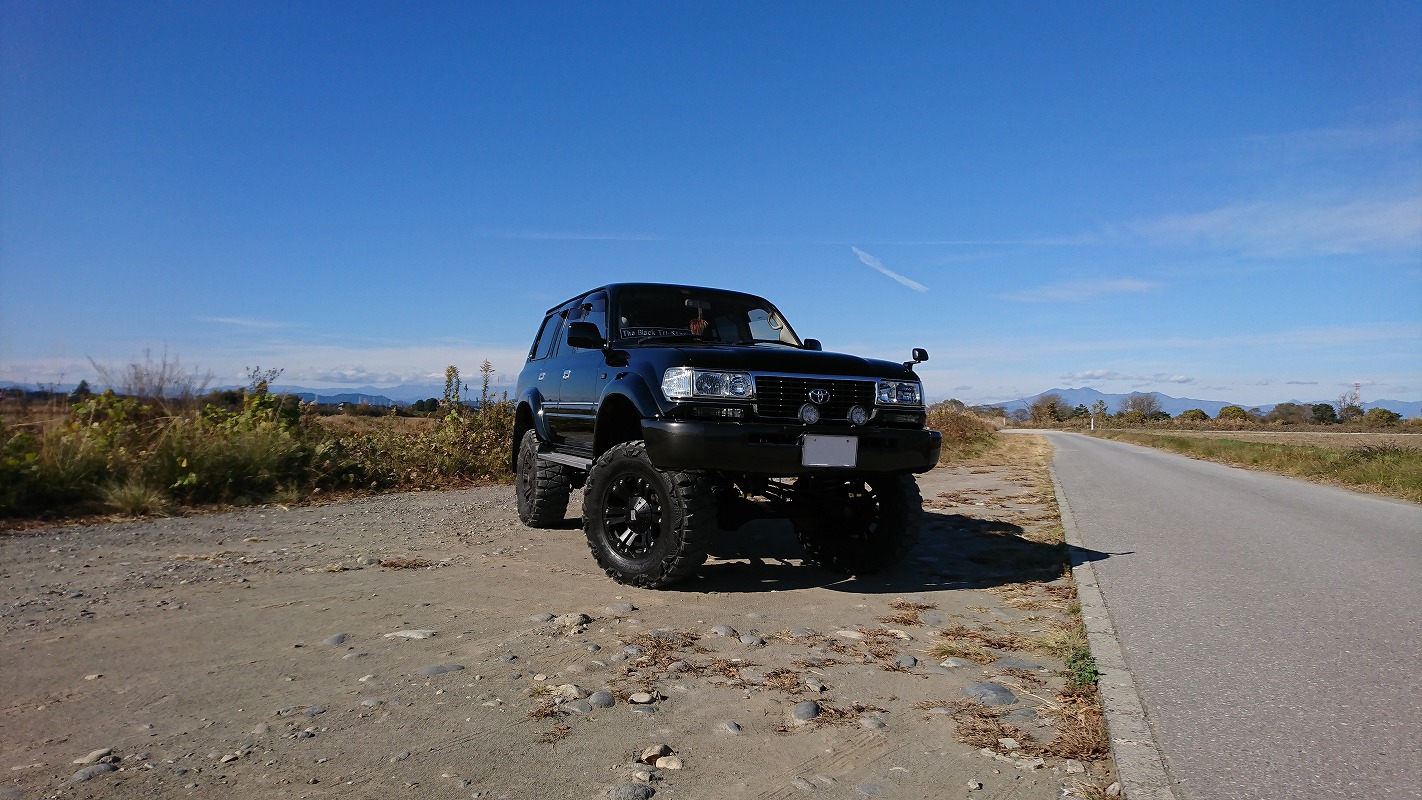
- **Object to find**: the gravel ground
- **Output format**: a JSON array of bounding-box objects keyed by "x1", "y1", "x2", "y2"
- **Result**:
[{"x1": 1, "y1": 444, "x2": 1114, "y2": 800}]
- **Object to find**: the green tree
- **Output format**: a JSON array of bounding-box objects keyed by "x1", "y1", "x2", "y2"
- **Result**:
[
  {"x1": 68, "y1": 380, "x2": 92, "y2": 403},
  {"x1": 1265, "y1": 403, "x2": 1310, "y2": 425},
  {"x1": 1311, "y1": 403, "x2": 1338, "y2": 424},
  {"x1": 1178, "y1": 408, "x2": 1209, "y2": 422}
]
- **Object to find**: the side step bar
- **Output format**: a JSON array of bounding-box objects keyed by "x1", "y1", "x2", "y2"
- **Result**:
[{"x1": 539, "y1": 451, "x2": 593, "y2": 471}]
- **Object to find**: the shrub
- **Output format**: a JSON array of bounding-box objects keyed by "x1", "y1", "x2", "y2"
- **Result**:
[
  {"x1": 1363, "y1": 407, "x2": 1402, "y2": 427},
  {"x1": 1217, "y1": 405, "x2": 1251, "y2": 422},
  {"x1": 926, "y1": 403, "x2": 998, "y2": 460},
  {"x1": 1178, "y1": 409, "x2": 1209, "y2": 422}
]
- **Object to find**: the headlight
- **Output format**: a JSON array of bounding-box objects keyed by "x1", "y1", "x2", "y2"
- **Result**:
[
  {"x1": 662, "y1": 367, "x2": 756, "y2": 401},
  {"x1": 875, "y1": 379, "x2": 923, "y2": 406}
]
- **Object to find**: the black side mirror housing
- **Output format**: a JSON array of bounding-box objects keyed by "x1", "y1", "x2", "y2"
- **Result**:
[
  {"x1": 566, "y1": 321, "x2": 605, "y2": 350},
  {"x1": 912, "y1": 348, "x2": 929, "y2": 363},
  {"x1": 803, "y1": 338, "x2": 823, "y2": 351}
]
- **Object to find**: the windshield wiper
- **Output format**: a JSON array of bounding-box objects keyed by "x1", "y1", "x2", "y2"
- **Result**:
[{"x1": 731, "y1": 338, "x2": 795, "y2": 347}]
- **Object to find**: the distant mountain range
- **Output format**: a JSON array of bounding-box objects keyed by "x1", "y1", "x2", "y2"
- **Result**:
[{"x1": 986, "y1": 387, "x2": 1422, "y2": 419}]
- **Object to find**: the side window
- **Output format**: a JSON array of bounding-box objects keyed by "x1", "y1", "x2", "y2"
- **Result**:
[
  {"x1": 532, "y1": 313, "x2": 564, "y2": 360},
  {"x1": 567, "y1": 293, "x2": 608, "y2": 353}
]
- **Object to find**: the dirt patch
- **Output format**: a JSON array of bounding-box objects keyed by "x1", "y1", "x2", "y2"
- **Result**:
[{"x1": 0, "y1": 436, "x2": 1116, "y2": 799}]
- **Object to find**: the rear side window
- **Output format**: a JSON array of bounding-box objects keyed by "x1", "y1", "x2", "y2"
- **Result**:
[{"x1": 531, "y1": 313, "x2": 564, "y2": 360}]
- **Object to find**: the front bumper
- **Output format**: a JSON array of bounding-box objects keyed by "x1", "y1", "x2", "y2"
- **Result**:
[{"x1": 641, "y1": 420, "x2": 942, "y2": 476}]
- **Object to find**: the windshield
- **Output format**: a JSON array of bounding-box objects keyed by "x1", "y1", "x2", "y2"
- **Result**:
[{"x1": 612, "y1": 286, "x2": 803, "y2": 347}]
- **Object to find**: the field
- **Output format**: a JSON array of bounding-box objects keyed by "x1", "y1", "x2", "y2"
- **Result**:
[{"x1": 1091, "y1": 430, "x2": 1422, "y2": 503}]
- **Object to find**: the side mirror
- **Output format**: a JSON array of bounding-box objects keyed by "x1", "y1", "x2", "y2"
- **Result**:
[
  {"x1": 803, "y1": 338, "x2": 823, "y2": 351},
  {"x1": 566, "y1": 321, "x2": 605, "y2": 350},
  {"x1": 912, "y1": 348, "x2": 929, "y2": 363}
]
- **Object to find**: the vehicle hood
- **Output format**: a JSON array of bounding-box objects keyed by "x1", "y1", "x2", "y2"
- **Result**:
[{"x1": 666, "y1": 345, "x2": 920, "y2": 380}]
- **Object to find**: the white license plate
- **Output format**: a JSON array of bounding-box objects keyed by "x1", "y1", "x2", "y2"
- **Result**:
[{"x1": 802, "y1": 435, "x2": 858, "y2": 467}]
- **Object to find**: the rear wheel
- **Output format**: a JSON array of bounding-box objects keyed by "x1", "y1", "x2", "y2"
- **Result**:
[
  {"x1": 515, "y1": 429, "x2": 572, "y2": 527},
  {"x1": 791, "y1": 473, "x2": 921, "y2": 574},
  {"x1": 582, "y1": 441, "x2": 715, "y2": 587}
]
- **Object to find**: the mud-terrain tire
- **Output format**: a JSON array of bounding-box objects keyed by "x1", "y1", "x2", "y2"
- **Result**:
[
  {"x1": 791, "y1": 473, "x2": 921, "y2": 574},
  {"x1": 515, "y1": 429, "x2": 572, "y2": 527},
  {"x1": 582, "y1": 441, "x2": 715, "y2": 588}
]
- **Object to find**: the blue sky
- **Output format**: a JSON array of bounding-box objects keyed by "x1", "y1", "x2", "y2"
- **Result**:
[{"x1": 3, "y1": 1, "x2": 1420, "y2": 406}]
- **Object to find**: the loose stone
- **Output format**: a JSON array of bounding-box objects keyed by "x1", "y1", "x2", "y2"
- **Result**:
[
  {"x1": 530, "y1": 613, "x2": 555, "y2": 622},
  {"x1": 1065, "y1": 759, "x2": 1086, "y2": 774},
  {"x1": 792, "y1": 777, "x2": 816, "y2": 791},
  {"x1": 654, "y1": 755, "x2": 683, "y2": 770},
  {"x1": 417, "y1": 664, "x2": 465, "y2": 676},
  {"x1": 608, "y1": 604, "x2": 636, "y2": 614},
  {"x1": 384, "y1": 629, "x2": 437, "y2": 640},
  {"x1": 73, "y1": 748, "x2": 113, "y2": 765},
  {"x1": 721, "y1": 721, "x2": 742, "y2": 733},
  {"x1": 989, "y1": 657, "x2": 1042, "y2": 671},
  {"x1": 962, "y1": 682, "x2": 1017, "y2": 706},
  {"x1": 629, "y1": 692, "x2": 656, "y2": 704},
  {"x1": 630, "y1": 705, "x2": 656, "y2": 716},
  {"x1": 304, "y1": 706, "x2": 327, "y2": 716},
  {"x1": 709, "y1": 624, "x2": 737, "y2": 637},
  {"x1": 940, "y1": 657, "x2": 976, "y2": 668},
  {"x1": 860, "y1": 717, "x2": 886, "y2": 730},
  {"x1": 641, "y1": 744, "x2": 672, "y2": 762},
  {"x1": 391, "y1": 751, "x2": 411, "y2": 762},
  {"x1": 588, "y1": 691, "x2": 616, "y2": 708},
  {"x1": 66, "y1": 763, "x2": 117, "y2": 783},
  {"x1": 894, "y1": 655, "x2": 917, "y2": 668},
  {"x1": 835, "y1": 630, "x2": 864, "y2": 640},
  {"x1": 609, "y1": 784, "x2": 654, "y2": 800},
  {"x1": 739, "y1": 634, "x2": 766, "y2": 647},
  {"x1": 552, "y1": 612, "x2": 591, "y2": 627},
  {"x1": 792, "y1": 700, "x2": 821, "y2": 723},
  {"x1": 323, "y1": 633, "x2": 349, "y2": 645},
  {"x1": 565, "y1": 700, "x2": 593, "y2": 714}
]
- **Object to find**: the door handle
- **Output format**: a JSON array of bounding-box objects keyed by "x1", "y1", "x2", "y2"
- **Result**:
[
  {"x1": 537, "y1": 372, "x2": 546, "y2": 381},
  {"x1": 562, "y1": 370, "x2": 572, "y2": 380}
]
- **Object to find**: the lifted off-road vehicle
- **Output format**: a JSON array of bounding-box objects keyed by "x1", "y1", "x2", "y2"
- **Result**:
[{"x1": 512, "y1": 283, "x2": 941, "y2": 587}]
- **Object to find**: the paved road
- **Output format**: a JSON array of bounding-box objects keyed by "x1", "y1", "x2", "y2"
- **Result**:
[{"x1": 1040, "y1": 432, "x2": 1422, "y2": 800}]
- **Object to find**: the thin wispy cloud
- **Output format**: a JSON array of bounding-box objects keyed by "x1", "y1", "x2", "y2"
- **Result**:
[
  {"x1": 850, "y1": 247, "x2": 929, "y2": 292},
  {"x1": 1001, "y1": 279, "x2": 1158, "y2": 303},
  {"x1": 198, "y1": 316, "x2": 284, "y2": 329},
  {"x1": 1131, "y1": 195, "x2": 1422, "y2": 257},
  {"x1": 1286, "y1": 380, "x2": 1319, "y2": 386},
  {"x1": 1060, "y1": 370, "x2": 1194, "y2": 385}
]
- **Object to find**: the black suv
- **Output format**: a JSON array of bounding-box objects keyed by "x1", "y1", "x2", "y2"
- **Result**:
[{"x1": 513, "y1": 283, "x2": 941, "y2": 587}]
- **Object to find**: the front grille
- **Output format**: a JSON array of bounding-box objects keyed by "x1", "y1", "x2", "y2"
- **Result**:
[{"x1": 753, "y1": 376, "x2": 876, "y2": 421}]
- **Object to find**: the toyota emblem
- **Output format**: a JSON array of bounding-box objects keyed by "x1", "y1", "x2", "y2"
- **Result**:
[{"x1": 808, "y1": 388, "x2": 830, "y2": 404}]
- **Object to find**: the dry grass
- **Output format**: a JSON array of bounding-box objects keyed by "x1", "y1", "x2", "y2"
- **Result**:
[
  {"x1": 876, "y1": 599, "x2": 937, "y2": 627},
  {"x1": 536, "y1": 723, "x2": 572, "y2": 743},
  {"x1": 1094, "y1": 430, "x2": 1422, "y2": 503}
]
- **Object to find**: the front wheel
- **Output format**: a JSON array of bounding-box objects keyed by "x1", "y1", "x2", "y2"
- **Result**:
[
  {"x1": 582, "y1": 441, "x2": 715, "y2": 588},
  {"x1": 791, "y1": 473, "x2": 922, "y2": 575},
  {"x1": 515, "y1": 429, "x2": 572, "y2": 527}
]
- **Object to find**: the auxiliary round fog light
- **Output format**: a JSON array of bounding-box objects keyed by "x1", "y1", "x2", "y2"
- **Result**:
[
  {"x1": 848, "y1": 405, "x2": 869, "y2": 426},
  {"x1": 799, "y1": 403, "x2": 821, "y2": 425}
]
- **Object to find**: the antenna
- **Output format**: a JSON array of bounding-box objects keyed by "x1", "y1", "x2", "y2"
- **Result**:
[{"x1": 1354, "y1": 382, "x2": 1361, "y2": 405}]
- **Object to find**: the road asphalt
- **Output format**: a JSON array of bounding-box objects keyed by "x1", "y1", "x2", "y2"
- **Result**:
[{"x1": 1034, "y1": 431, "x2": 1421, "y2": 800}]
